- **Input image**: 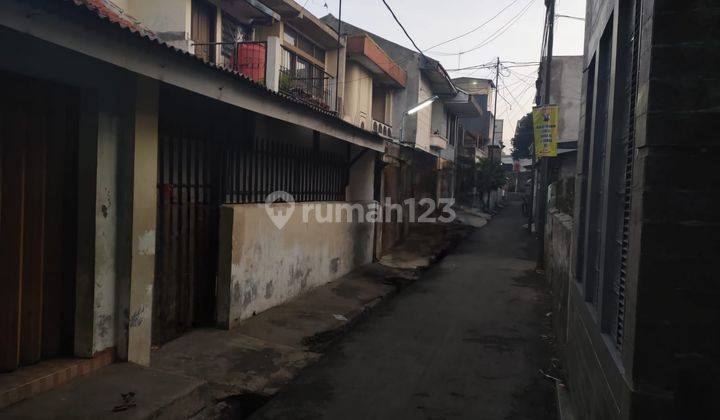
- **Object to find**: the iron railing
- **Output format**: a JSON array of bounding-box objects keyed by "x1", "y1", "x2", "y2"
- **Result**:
[
  {"x1": 279, "y1": 66, "x2": 334, "y2": 111},
  {"x1": 192, "y1": 41, "x2": 267, "y2": 84}
]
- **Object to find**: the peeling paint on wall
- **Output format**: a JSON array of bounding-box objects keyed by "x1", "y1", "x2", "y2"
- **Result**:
[
  {"x1": 221, "y1": 202, "x2": 375, "y2": 327},
  {"x1": 137, "y1": 229, "x2": 155, "y2": 256},
  {"x1": 129, "y1": 306, "x2": 145, "y2": 327}
]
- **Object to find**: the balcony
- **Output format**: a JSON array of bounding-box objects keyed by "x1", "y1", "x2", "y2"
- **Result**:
[
  {"x1": 196, "y1": 41, "x2": 267, "y2": 84},
  {"x1": 372, "y1": 120, "x2": 393, "y2": 139},
  {"x1": 430, "y1": 132, "x2": 448, "y2": 150},
  {"x1": 232, "y1": 41, "x2": 267, "y2": 84},
  {"x1": 279, "y1": 66, "x2": 334, "y2": 111}
]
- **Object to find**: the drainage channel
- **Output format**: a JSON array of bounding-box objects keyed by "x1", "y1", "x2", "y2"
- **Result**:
[{"x1": 216, "y1": 393, "x2": 272, "y2": 419}]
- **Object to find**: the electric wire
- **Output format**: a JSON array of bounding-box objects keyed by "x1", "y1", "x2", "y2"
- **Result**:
[
  {"x1": 423, "y1": 0, "x2": 523, "y2": 52},
  {"x1": 380, "y1": 0, "x2": 425, "y2": 55}
]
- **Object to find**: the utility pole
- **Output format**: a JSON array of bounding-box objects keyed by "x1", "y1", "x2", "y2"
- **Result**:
[
  {"x1": 487, "y1": 57, "x2": 501, "y2": 211},
  {"x1": 492, "y1": 57, "x2": 500, "y2": 149},
  {"x1": 334, "y1": 0, "x2": 343, "y2": 114},
  {"x1": 536, "y1": 0, "x2": 555, "y2": 269}
]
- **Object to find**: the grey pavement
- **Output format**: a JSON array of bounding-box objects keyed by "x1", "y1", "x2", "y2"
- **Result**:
[{"x1": 251, "y1": 201, "x2": 557, "y2": 420}]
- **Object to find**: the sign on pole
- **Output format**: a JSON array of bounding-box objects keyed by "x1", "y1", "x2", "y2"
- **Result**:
[{"x1": 532, "y1": 105, "x2": 559, "y2": 158}]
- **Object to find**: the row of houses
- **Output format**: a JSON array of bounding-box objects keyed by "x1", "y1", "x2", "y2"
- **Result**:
[{"x1": 0, "y1": 0, "x2": 500, "y2": 404}]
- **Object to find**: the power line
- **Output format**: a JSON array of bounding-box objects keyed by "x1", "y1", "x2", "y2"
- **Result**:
[
  {"x1": 423, "y1": 0, "x2": 522, "y2": 52},
  {"x1": 555, "y1": 14, "x2": 585, "y2": 21},
  {"x1": 380, "y1": 0, "x2": 424, "y2": 55},
  {"x1": 459, "y1": 0, "x2": 537, "y2": 55},
  {"x1": 445, "y1": 60, "x2": 539, "y2": 72}
]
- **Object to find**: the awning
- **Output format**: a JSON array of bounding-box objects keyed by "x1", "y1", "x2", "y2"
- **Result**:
[{"x1": 346, "y1": 34, "x2": 406, "y2": 88}]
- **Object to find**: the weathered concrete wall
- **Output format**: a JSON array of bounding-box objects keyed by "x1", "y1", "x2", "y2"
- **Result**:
[
  {"x1": 93, "y1": 87, "x2": 133, "y2": 353},
  {"x1": 127, "y1": 0, "x2": 192, "y2": 50},
  {"x1": 544, "y1": 208, "x2": 574, "y2": 345},
  {"x1": 125, "y1": 76, "x2": 159, "y2": 366},
  {"x1": 347, "y1": 150, "x2": 376, "y2": 202},
  {"x1": 415, "y1": 75, "x2": 433, "y2": 152},
  {"x1": 544, "y1": 56, "x2": 583, "y2": 143},
  {"x1": 217, "y1": 202, "x2": 375, "y2": 328},
  {"x1": 343, "y1": 61, "x2": 373, "y2": 129}
]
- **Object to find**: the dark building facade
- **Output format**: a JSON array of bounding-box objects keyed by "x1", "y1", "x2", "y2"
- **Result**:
[{"x1": 558, "y1": 0, "x2": 720, "y2": 419}]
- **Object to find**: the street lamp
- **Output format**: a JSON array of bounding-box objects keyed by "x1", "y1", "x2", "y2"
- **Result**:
[{"x1": 399, "y1": 95, "x2": 439, "y2": 145}]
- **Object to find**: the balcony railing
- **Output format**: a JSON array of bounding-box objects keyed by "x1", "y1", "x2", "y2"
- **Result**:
[
  {"x1": 372, "y1": 119, "x2": 393, "y2": 139},
  {"x1": 193, "y1": 41, "x2": 267, "y2": 84},
  {"x1": 430, "y1": 132, "x2": 448, "y2": 150},
  {"x1": 279, "y1": 66, "x2": 334, "y2": 111}
]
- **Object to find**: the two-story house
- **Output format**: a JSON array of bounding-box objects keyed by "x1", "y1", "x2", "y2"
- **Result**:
[
  {"x1": 321, "y1": 15, "x2": 481, "y2": 211},
  {"x1": 0, "y1": 0, "x2": 385, "y2": 405},
  {"x1": 448, "y1": 78, "x2": 497, "y2": 206}
]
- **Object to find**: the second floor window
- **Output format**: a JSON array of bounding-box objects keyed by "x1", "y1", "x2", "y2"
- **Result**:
[{"x1": 283, "y1": 26, "x2": 326, "y2": 62}]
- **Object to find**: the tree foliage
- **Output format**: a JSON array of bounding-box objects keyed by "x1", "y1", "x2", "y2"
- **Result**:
[
  {"x1": 511, "y1": 112, "x2": 534, "y2": 159},
  {"x1": 476, "y1": 157, "x2": 507, "y2": 193}
]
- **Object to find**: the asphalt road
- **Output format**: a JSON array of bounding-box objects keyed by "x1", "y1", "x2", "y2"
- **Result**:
[{"x1": 251, "y1": 201, "x2": 556, "y2": 420}]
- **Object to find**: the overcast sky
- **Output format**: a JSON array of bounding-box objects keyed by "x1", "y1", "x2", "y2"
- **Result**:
[{"x1": 302, "y1": 0, "x2": 586, "y2": 152}]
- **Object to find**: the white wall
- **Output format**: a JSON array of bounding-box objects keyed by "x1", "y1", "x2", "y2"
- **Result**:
[
  {"x1": 343, "y1": 61, "x2": 373, "y2": 130},
  {"x1": 549, "y1": 56, "x2": 583, "y2": 142},
  {"x1": 217, "y1": 202, "x2": 375, "y2": 328},
  {"x1": 127, "y1": 0, "x2": 192, "y2": 51},
  {"x1": 415, "y1": 75, "x2": 433, "y2": 152}
]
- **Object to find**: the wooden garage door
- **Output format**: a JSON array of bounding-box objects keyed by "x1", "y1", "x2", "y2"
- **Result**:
[{"x1": 0, "y1": 71, "x2": 79, "y2": 372}]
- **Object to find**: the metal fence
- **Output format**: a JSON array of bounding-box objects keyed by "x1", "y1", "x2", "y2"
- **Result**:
[
  {"x1": 279, "y1": 66, "x2": 334, "y2": 111},
  {"x1": 223, "y1": 136, "x2": 349, "y2": 204}
]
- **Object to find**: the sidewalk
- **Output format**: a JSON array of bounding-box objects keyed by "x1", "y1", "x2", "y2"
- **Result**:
[{"x1": 0, "y1": 219, "x2": 477, "y2": 419}]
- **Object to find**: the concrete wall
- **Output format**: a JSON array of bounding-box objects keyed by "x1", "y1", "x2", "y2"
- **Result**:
[
  {"x1": 343, "y1": 61, "x2": 373, "y2": 129},
  {"x1": 565, "y1": 1, "x2": 720, "y2": 419},
  {"x1": 127, "y1": 0, "x2": 192, "y2": 51},
  {"x1": 550, "y1": 56, "x2": 582, "y2": 142},
  {"x1": 414, "y1": 75, "x2": 433, "y2": 152},
  {"x1": 217, "y1": 201, "x2": 375, "y2": 328},
  {"x1": 347, "y1": 150, "x2": 376, "y2": 202},
  {"x1": 544, "y1": 208, "x2": 574, "y2": 345},
  {"x1": 125, "y1": 76, "x2": 159, "y2": 366}
]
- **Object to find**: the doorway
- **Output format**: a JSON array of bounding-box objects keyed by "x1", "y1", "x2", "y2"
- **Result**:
[{"x1": 0, "y1": 71, "x2": 79, "y2": 372}]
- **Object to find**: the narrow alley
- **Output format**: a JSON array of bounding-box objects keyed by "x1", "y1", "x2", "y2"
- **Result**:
[
  {"x1": 251, "y1": 201, "x2": 556, "y2": 420},
  {"x1": 2, "y1": 0, "x2": 718, "y2": 418}
]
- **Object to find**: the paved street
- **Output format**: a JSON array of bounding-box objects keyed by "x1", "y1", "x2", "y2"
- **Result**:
[{"x1": 252, "y1": 202, "x2": 556, "y2": 420}]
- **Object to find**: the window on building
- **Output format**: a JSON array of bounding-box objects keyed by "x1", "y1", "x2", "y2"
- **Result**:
[
  {"x1": 582, "y1": 17, "x2": 613, "y2": 308},
  {"x1": 280, "y1": 47, "x2": 331, "y2": 106},
  {"x1": 191, "y1": 0, "x2": 217, "y2": 63},
  {"x1": 372, "y1": 85, "x2": 388, "y2": 123},
  {"x1": 283, "y1": 25, "x2": 326, "y2": 63},
  {"x1": 221, "y1": 12, "x2": 250, "y2": 64}
]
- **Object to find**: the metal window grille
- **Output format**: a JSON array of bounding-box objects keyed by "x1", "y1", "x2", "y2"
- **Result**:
[
  {"x1": 222, "y1": 136, "x2": 348, "y2": 204},
  {"x1": 615, "y1": 0, "x2": 642, "y2": 351}
]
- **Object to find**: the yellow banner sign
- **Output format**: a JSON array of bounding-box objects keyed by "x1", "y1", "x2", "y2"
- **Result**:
[{"x1": 533, "y1": 105, "x2": 559, "y2": 158}]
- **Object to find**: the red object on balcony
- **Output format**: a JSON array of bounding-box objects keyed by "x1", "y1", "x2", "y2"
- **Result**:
[{"x1": 235, "y1": 42, "x2": 266, "y2": 83}]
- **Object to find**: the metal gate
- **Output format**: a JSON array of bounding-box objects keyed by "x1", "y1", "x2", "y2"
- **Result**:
[
  {"x1": 154, "y1": 97, "x2": 222, "y2": 344},
  {"x1": 154, "y1": 88, "x2": 350, "y2": 343}
]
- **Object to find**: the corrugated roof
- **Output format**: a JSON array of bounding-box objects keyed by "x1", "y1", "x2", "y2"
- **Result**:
[{"x1": 54, "y1": 0, "x2": 381, "y2": 139}]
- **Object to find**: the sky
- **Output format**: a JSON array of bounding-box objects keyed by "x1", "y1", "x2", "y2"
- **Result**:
[{"x1": 301, "y1": 0, "x2": 586, "y2": 152}]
